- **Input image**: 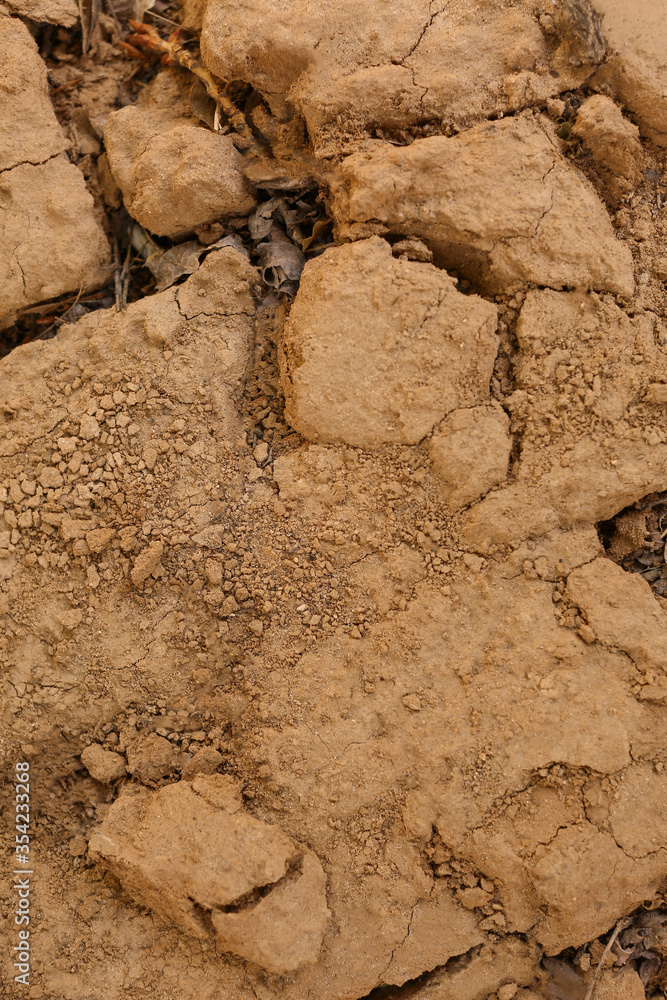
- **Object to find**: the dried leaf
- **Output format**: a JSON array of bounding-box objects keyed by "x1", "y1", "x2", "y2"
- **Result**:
[
  {"x1": 637, "y1": 951, "x2": 661, "y2": 984},
  {"x1": 256, "y1": 225, "x2": 305, "y2": 294},
  {"x1": 131, "y1": 0, "x2": 154, "y2": 21},
  {"x1": 148, "y1": 242, "x2": 203, "y2": 292},
  {"x1": 78, "y1": 0, "x2": 100, "y2": 53},
  {"x1": 130, "y1": 224, "x2": 160, "y2": 260},
  {"x1": 248, "y1": 198, "x2": 285, "y2": 240},
  {"x1": 146, "y1": 234, "x2": 248, "y2": 292},
  {"x1": 542, "y1": 957, "x2": 586, "y2": 1000},
  {"x1": 301, "y1": 217, "x2": 332, "y2": 251},
  {"x1": 190, "y1": 78, "x2": 219, "y2": 132}
]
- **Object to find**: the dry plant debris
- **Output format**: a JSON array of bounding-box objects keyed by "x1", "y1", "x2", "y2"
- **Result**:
[{"x1": 1, "y1": 0, "x2": 667, "y2": 999}]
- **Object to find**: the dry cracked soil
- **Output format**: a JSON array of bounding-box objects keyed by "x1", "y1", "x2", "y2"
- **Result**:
[{"x1": 2, "y1": 1, "x2": 667, "y2": 999}]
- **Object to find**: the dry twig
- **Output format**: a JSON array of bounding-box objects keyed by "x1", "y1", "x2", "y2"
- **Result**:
[{"x1": 583, "y1": 918, "x2": 631, "y2": 1000}]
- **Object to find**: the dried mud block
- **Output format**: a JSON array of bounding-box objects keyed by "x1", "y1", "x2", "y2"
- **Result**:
[
  {"x1": 201, "y1": 0, "x2": 604, "y2": 156},
  {"x1": 0, "y1": 156, "x2": 110, "y2": 328},
  {"x1": 507, "y1": 526, "x2": 602, "y2": 581},
  {"x1": 605, "y1": 763, "x2": 667, "y2": 859},
  {"x1": 429, "y1": 404, "x2": 511, "y2": 512},
  {"x1": 593, "y1": 968, "x2": 646, "y2": 1000},
  {"x1": 460, "y1": 289, "x2": 667, "y2": 548},
  {"x1": 130, "y1": 540, "x2": 164, "y2": 586},
  {"x1": 566, "y1": 557, "x2": 667, "y2": 677},
  {"x1": 422, "y1": 938, "x2": 537, "y2": 1000},
  {"x1": 528, "y1": 823, "x2": 659, "y2": 952},
  {"x1": 0, "y1": 0, "x2": 78, "y2": 25},
  {"x1": 591, "y1": 0, "x2": 667, "y2": 147},
  {"x1": 330, "y1": 116, "x2": 634, "y2": 296},
  {"x1": 211, "y1": 851, "x2": 331, "y2": 974},
  {"x1": 80, "y1": 743, "x2": 127, "y2": 783},
  {"x1": 382, "y1": 887, "x2": 483, "y2": 986},
  {"x1": 88, "y1": 777, "x2": 331, "y2": 973},
  {"x1": 255, "y1": 564, "x2": 667, "y2": 969},
  {"x1": 0, "y1": 246, "x2": 257, "y2": 457},
  {"x1": 572, "y1": 95, "x2": 643, "y2": 205},
  {"x1": 181, "y1": 746, "x2": 223, "y2": 779},
  {"x1": 104, "y1": 100, "x2": 256, "y2": 239},
  {"x1": 0, "y1": 15, "x2": 67, "y2": 171},
  {"x1": 125, "y1": 733, "x2": 183, "y2": 782},
  {"x1": 0, "y1": 248, "x2": 256, "y2": 736},
  {"x1": 280, "y1": 237, "x2": 498, "y2": 447}
]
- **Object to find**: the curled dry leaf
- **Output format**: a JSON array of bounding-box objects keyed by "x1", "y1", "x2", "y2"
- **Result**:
[
  {"x1": 247, "y1": 195, "x2": 331, "y2": 252},
  {"x1": 256, "y1": 224, "x2": 305, "y2": 295},
  {"x1": 301, "y1": 217, "x2": 332, "y2": 251}
]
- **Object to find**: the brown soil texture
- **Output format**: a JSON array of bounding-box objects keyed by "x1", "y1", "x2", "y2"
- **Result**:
[{"x1": 2, "y1": 1, "x2": 667, "y2": 999}]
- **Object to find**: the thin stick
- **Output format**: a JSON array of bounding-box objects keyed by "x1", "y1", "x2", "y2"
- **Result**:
[
  {"x1": 583, "y1": 918, "x2": 628, "y2": 1000},
  {"x1": 103, "y1": 0, "x2": 123, "y2": 42},
  {"x1": 120, "y1": 238, "x2": 132, "y2": 311},
  {"x1": 112, "y1": 236, "x2": 122, "y2": 311},
  {"x1": 144, "y1": 9, "x2": 182, "y2": 27}
]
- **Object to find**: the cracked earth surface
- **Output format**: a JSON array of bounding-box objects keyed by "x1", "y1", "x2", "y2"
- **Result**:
[{"x1": 2, "y1": 0, "x2": 667, "y2": 999}]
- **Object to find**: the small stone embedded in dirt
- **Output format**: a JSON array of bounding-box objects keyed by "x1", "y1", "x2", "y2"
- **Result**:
[
  {"x1": 88, "y1": 777, "x2": 330, "y2": 972},
  {"x1": 391, "y1": 237, "x2": 434, "y2": 263},
  {"x1": 330, "y1": 116, "x2": 634, "y2": 295},
  {"x1": 125, "y1": 733, "x2": 183, "y2": 782},
  {"x1": 69, "y1": 833, "x2": 88, "y2": 856},
  {"x1": 81, "y1": 743, "x2": 127, "y2": 784},
  {"x1": 572, "y1": 94, "x2": 644, "y2": 204},
  {"x1": 429, "y1": 404, "x2": 512, "y2": 512},
  {"x1": 181, "y1": 746, "x2": 223, "y2": 780},
  {"x1": 498, "y1": 984, "x2": 519, "y2": 1000},
  {"x1": 86, "y1": 527, "x2": 115, "y2": 554},
  {"x1": 130, "y1": 540, "x2": 164, "y2": 587},
  {"x1": 103, "y1": 71, "x2": 257, "y2": 239},
  {"x1": 280, "y1": 237, "x2": 498, "y2": 447}
]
